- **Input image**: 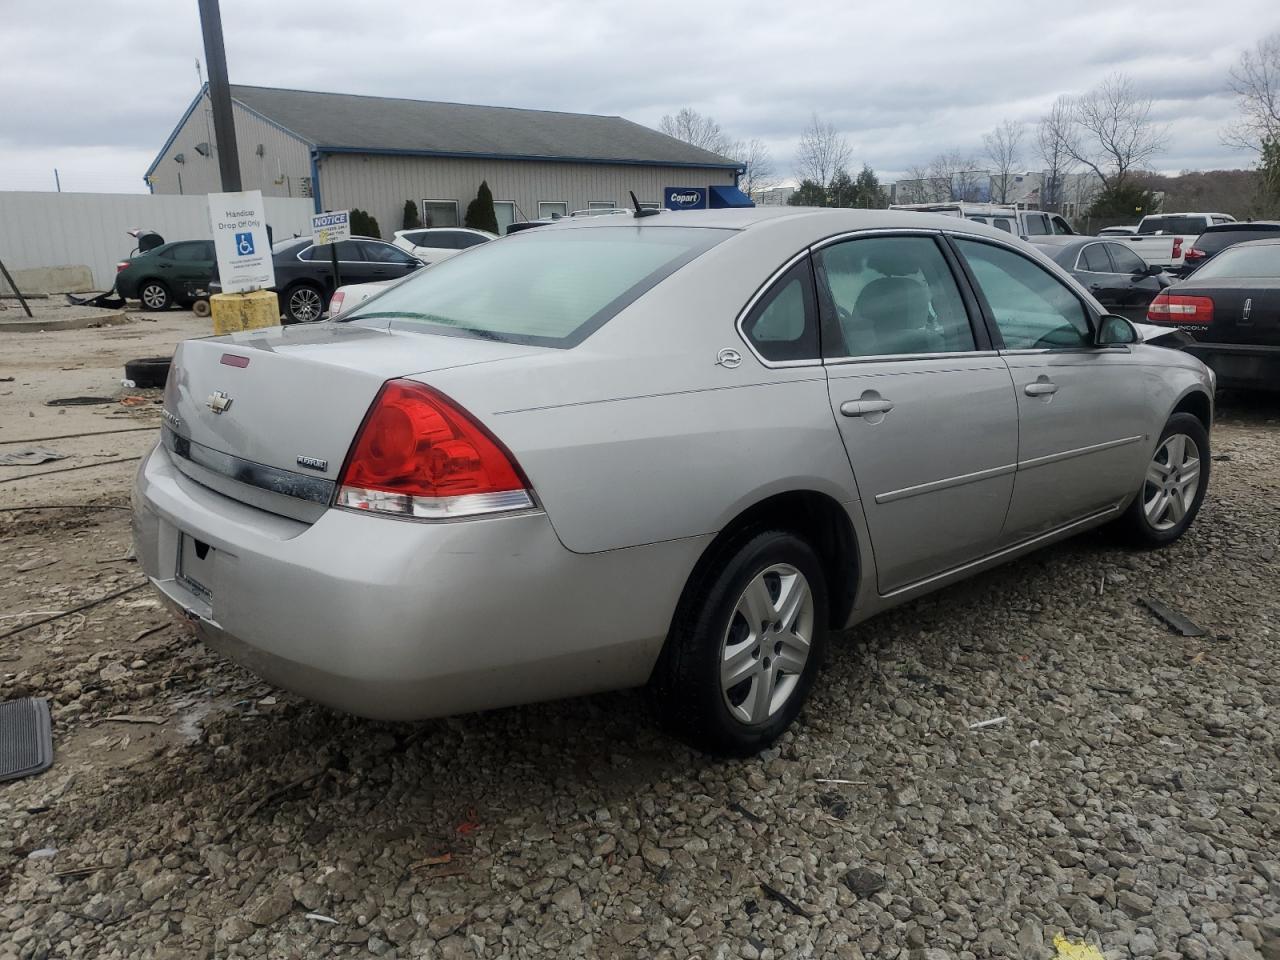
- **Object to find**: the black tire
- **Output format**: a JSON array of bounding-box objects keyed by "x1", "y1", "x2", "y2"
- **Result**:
[
  {"x1": 138, "y1": 280, "x2": 171, "y2": 311},
  {"x1": 652, "y1": 529, "x2": 829, "y2": 757},
  {"x1": 283, "y1": 283, "x2": 325, "y2": 324},
  {"x1": 124, "y1": 356, "x2": 172, "y2": 389},
  {"x1": 1116, "y1": 412, "x2": 1210, "y2": 547}
]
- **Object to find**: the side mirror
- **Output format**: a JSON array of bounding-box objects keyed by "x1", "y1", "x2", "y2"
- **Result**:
[
  {"x1": 1145, "y1": 263, "x2": 1164, "y2": 276},
  {"x1": 1097, "y1": 314, "x2": 1139, "y2": 346}
]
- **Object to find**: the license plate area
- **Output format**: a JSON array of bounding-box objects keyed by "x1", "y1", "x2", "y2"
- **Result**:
[{"x1": 177, "y1": 534, "x2": 216, "y2": 604}]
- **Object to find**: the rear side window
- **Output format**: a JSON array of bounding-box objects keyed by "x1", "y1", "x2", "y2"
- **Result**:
[
  {"x1": 168, "y1": 242, "x2": 209, "y2": 262},
  {"x1": 1107, "y1": 243, "x2": 1147, "y2": 274},
  {"x1": 741, "y1": 259, "x2": 819, "y2": 362},
  {"x1": 1051, "y1": 216, "x2": 1074, "y2": 235},
  {"x1": 817, "y1": 235, "x2": 976, "y2": 358},
  {"x1": 454, "y1": 232, "x2": 489, "y2": 248},
  {"x1": 955, "y1": 239, "x2": 1092, "y2": 350},
  {"x1": 1078, "y1": 243, "x2": 1113, "y2": 273},
  {"x1": 1024, "y1": 215, "x2": 1050, "y2": 236},
  {"x1": 301, "y1": 241, "x2": 363, "y2": 261},
  {"x1": 992, "y1": 219, "x2": 1014, "y2": 233},
  {"x1": 343, "y1": 226, "x2": 731, "y2": 347}
]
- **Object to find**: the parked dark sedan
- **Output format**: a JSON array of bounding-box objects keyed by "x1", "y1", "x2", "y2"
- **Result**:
[
  {"x1": 116, "y1": 239, "x2": 216, "y2": 311},
  {"x1": 1147, "y1": 237, "x2": 1280, "y2": 391},
  {"x1": 268, "y1": 236, "x2": 422, "y2": 323},
  {"x1": 1182, "y1": 221, "x2": 1280, "y2": 275},
  {"x1": 1031, "y1": 236, "x2": 1170, "y2": 321}
]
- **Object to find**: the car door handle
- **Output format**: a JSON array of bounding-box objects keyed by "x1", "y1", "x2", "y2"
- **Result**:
[
  {"x1": 840, "y1": 398, "x2": 894, "y2": 417},
  {"x1": 1024, "y1": 381, "x2": 1059, "y2": 397}
]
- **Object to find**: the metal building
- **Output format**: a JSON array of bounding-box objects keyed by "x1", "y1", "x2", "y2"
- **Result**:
[{"x1": 144, "y1": 85, "x2": 744, "y2": 236}]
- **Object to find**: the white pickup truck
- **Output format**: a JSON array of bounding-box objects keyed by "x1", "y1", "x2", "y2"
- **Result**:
[{"x1": 1123, "y1": 212, "x2": 1236, "y2": 274}]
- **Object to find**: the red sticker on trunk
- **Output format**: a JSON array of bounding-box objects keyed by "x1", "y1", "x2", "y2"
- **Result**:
[{"x1": 220, "y1": 354, "x2": 250, "y2": 368}]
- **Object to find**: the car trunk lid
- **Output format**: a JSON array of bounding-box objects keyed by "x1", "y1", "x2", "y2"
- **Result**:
[
  {"x1": 163, "y1": 322, "x2": 539, "y2": 522},
  {"x1": 1177, "y1": 278, "x2": 1280, "y2": 347}
]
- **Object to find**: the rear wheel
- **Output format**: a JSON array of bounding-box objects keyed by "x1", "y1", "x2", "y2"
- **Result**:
[
  {"x1": 284, "y1": 284, "x2": 324, "y2": 324},
  {"x1": 653, "y1": 530, "x2": 828, "y2": 756},
  {"x1": 139, "y1": 280, "x2": 171, "y2": 311},
  {"x1": 1118, "y1": 412, "x2": 1209, "y2": 546}
]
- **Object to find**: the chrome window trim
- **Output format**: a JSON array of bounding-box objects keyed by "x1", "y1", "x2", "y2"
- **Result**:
[{"x1": 162, "y1": 426, "x2": 335, "y2": 504}]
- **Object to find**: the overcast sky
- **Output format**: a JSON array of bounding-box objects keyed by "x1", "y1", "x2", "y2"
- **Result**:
[{"x1": 2, "y1": 0, "x2": 1274, "y2": 194}]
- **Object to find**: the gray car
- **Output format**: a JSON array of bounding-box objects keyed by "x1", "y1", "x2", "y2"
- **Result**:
[{"x1": 132, "y1": 208, "x2": 1215, "y2": 755}]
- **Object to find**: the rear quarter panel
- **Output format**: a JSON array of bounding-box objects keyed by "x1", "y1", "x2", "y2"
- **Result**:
[{"x1": 422, "y1": 219, "x2": 863, "y2": 554}]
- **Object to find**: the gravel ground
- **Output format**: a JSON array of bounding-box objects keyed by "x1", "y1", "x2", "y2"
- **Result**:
[{"x1": 1, "y1": 381, "x2": 1278, "y2": 960}]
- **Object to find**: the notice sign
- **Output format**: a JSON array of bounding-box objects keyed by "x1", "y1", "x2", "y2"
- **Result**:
[
  {"x1": 209, "y1": 190, "x2": 275, "y2": 294},
  {"x1": 311, "y1": 210, "x2": 351, "y2": 245}
]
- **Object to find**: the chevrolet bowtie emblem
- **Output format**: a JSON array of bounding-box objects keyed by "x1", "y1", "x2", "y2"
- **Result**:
[{"x1": 207, "y1": 390, "x2": 233, "y2": 415}]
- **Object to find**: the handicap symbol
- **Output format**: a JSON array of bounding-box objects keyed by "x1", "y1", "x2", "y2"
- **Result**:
[{"x1": 234, "y1": 232, "x2": 255, "y2": 256}]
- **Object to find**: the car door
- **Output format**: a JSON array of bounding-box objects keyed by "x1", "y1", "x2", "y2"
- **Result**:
[
  {"x1": 160, "y1": 242, "x2": 212, "y2": 300},
  {"x1": 1073, "y1": 241, "x2": 1127, "y2": 315},
  {"x1": 1103, "y1": 242, "x2": 1164, "y2": 321},
  {"x1": 355, "y1": 240, "x2": 422, "y2": 281},
  {"x1": 951, "y1": 237, "x2": 1151, "y2": 540},
  {"x1": 815, "y1": 232, "x2": 1018, "y2": 594}
]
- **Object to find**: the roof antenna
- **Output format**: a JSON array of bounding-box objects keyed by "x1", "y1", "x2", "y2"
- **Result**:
[{"x1": 630, "y1": 190, "x2": 660, "y2": 218}]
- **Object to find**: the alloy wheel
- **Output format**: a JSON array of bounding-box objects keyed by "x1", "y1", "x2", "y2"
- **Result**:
[
  {"x1": 141, "y1": 283, "x2": 167, "y2": 309},
  {"x1": 1143, "y1": 433, "x2": 1202, "y2": 531},
  {"x1": 720, "y1": 563, "x2": 815, "y2": 725},
  {"x1": 290, "y1": 287, "x2": 322, "y2": 322}
]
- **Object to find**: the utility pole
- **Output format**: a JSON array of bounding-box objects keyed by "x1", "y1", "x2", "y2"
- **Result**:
[
  {"x1": 53, "y1": 168, "x2": 61, "y2": 192},
  {"x1": 197, "y1": 0, "x2": 241, "y2": 192}
]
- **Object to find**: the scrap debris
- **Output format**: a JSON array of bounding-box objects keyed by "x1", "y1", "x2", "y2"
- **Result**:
[
  {"x1": 0, "y1": 447, "x2": 66, "y2": 466},
  {"x1": 968, "y1": 716, "x2": 1008, "y2": 730},
  {"x1": 1140, "y1": 597, "x2": 1207, "y2": 637}
]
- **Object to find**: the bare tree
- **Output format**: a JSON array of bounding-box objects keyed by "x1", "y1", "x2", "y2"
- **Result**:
[
  {"x1": 1225, "y1": 31, "x2": 1280, "y2": 155},
  {"x1": 735, "y1": 138, "x2": 777, "y2": 198},
  {"x1": 1036, "y1": 96, "x2": 1077, "y2": 212},
  {"x1": 926, "y1": 151, "x2": 983, "y2": 201},
  {"x1": 795, "y1": 113, "x2": 853, "y2": 188},
  {"x1": 983, "y1": 120, "x2": 1025, "y2": 203},
  {"x1": 1063, "y1": 73, "x2": 1168, "y2": 191},
  {"x1": 659, "y1": 108, "x2": 734, "y2": 156},
  {"x1": 901, "y1": 165, "x2": 934, "y2": 203}
]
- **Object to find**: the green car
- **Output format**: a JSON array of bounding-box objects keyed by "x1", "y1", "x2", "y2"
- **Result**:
[{"x1": 115, "y1": 240, "x2": 216, "y2": 311}]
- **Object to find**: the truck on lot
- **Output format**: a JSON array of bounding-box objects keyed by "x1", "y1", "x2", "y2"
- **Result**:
[
  {"x1": 1123, "y1": 212, "x2": 1237, "y2": 274},
  {"x1": 888, "y1": 202, "x2": 1077, "y2": 239}
]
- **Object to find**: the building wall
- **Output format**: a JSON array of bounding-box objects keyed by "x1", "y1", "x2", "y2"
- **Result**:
[
  {"x1": 0, "y1": 191, "x2": 314, "y2": 289},
  {"x1": 147, "y1": 95, "x2": 311, "y2": 200},
  {"x1": 316, "y1": 153, "x2": 738, "y2": 239}
]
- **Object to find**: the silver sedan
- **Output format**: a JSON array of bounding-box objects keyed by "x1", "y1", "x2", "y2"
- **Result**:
[{"x1": 133, "y1": 208, "x2": 1214, "y2": 755}]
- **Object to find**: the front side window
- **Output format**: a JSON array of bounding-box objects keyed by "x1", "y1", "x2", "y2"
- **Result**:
[
  {"x1": 817, "y1": 235, "x2": 976, "y2": 358},
  {"x1": 343, "y1": 226, "x2": 731, "y2": 347},
  {"x1": 360, "y1": 241, "x2": 416, "y2": 264},
  {"x1": 955, "y1": 238, "x2": 1092, "y2": 350},
  {"x1": 1051, "y1": 216, "x2": 1075, "y2": 235},
  {"x1": 992, "y1": 219, "x2": 1014, "y2": 233},
  {"x1": 741, "y1": 259, "x2": 819, "y2": 362},
  {"x1": 1106, "y1": 243, "x2": 1147, "y2": 274}
]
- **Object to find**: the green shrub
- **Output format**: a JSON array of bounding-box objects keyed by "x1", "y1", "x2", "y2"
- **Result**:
[
  {"x1": 464, "y1": 181, "x2": 500, "y2": 234},
  {"x1": 403, "y1": 200, "x2": 421, "y2": 230}
]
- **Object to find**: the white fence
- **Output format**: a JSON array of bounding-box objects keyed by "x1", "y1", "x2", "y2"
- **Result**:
[{"x1": 0, "y1": 191, "x2": 315, "y2": 291}]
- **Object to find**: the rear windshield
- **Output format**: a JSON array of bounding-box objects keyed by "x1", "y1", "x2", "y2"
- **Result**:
[
  {"x1": 1196, "y1": 226, "x2": 1280, "y2": 255},
  {"x1": 341, "y1": 226, "x2": 731, "y2": 347},
  {"x1": 1190, "y1": 244, "x2": 1280, "y2": 280},
  {"x1": 1137, "y1": 216, "x2": 1206, "y2": 235}
]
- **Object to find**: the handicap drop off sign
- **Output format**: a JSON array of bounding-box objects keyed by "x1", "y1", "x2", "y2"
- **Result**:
[{"x1": 209, "y1": 190, "x2": 276, "y2": 294}]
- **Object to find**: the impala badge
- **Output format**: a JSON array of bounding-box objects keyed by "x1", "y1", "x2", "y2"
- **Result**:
[
  {"x1": 296, "y1": 455, "x2": 328, "y2": 472},
  {"x1": 716, "y1": 347, "x2": 742, "y2": 369},
  {"x1": 206, "y1": 390, "x2": 233, "y2": 415}
]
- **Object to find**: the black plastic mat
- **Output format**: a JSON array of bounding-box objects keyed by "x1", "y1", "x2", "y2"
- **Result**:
[{"x1": 0, "y1": 697, "x2": 53, "y2": 782}]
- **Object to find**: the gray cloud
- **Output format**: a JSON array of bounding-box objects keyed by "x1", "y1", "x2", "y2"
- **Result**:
[{"x1": 1, "y1": 0, "x2": 1272, "y2": 193}]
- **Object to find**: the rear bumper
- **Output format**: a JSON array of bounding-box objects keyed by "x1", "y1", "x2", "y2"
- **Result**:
[
  {"x1": 132, "y1": 445, "x2": 709, "y2": 720},
  {"x1": 1184, "y1": 342, "x2": 1280, "y2": 391}
]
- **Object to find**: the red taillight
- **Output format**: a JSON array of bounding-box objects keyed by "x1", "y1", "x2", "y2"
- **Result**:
[
  {"x1": 328, "y1": 291, "x2": 345, "y2": 315},
  {"x1": 1172, "y1": 237, "x2": 1183, "y2": 259},
  {"x1": 1184, "y1": 247, "x2": 1206, "y2": 263},
  {"x1": 116, "y1": 261, "x2": 130, "y2": 273},
  {"x1": 335, "y1": 379, "x2": 532, "y2": 519},
  {"x1": 1147, "y1": 292, "x2": 1214, "y2": 325}
]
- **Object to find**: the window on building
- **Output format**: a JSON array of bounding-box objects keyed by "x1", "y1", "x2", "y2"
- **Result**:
[
  {"x1": 587, "y1": 201, "x2": 616, "y2": 212},
  {"x1": 492, "y1": 201, "x2": 516, "y2": 235},
  {"x1": 538, "y1": 201, "x2": 569, "y2": 220},
  {"x1": 421, "y1": 200, "x2": 460, "y2": 228}
]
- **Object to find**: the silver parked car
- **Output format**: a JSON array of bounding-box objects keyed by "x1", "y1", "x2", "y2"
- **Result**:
[{"x1": 133, "y1": 208, "x2": 1214, "y2": 755}]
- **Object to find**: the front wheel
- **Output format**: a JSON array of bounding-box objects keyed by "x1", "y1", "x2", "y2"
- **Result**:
[
  {"x1": 1117, "y1": 412, "x2": 1210, "y2": 546},
  {"x1": 284, "y1": 284, "x2": 325, "y2": 324},
  {"x1": 653, "y1": 530, "x2": 828, "y2": 756}
]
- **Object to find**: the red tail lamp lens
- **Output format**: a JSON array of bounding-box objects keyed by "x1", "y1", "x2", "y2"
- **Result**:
[{"x1": 336, "y1": 380, "x2": 531, "y2": 518}]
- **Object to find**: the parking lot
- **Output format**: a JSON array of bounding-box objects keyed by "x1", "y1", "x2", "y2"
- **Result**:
[{"x1": 1, "y1": 313, "x2": 1279, "y2": 960}]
